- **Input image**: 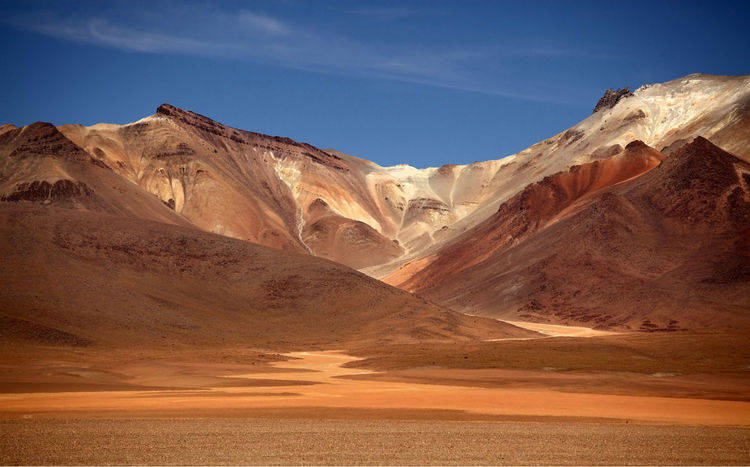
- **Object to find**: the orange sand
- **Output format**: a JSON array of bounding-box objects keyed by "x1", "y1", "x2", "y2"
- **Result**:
[{"x1": 2, "y1": 351, "x2": 749, "y2": 426}]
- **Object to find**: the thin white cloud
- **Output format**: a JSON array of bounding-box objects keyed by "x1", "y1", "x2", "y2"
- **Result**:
[
  {"x1": 29, "y1": 18, "x2": 219, "y2": 55},
  {"x1": 237, "y1": 10, "x2": 289, "y2": 35},
  {"x1": 4, "y1": 4, "x2": 597, "y2": 103},
  {"x1": 349, "y1": 6, "x2": 421, "y2": 21}
]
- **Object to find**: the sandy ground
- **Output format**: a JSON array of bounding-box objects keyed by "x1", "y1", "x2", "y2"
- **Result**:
[
  {"x1": 2, "y1": 350, "x2": 749, "y2": 426},
  {"x1": 2, "y1": 417, "x2": 749, "y2": 465},
  {"x1": 2, "y1": 326, "x2": 749, "y2": 464},
  {"x1": 502, "y1": 320, "x2": 620, "y2": 337}
]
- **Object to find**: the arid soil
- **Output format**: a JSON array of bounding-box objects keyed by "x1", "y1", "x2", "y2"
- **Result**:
[
  {"x1": 502, "y1": 320, "x2": 620, "y2": 337},
  {"x1": 347, "y1": 331, "x2": 750, "y2": 401},
  {"x1": 1, "y1": 339, "x2": 749, "y2": 464},
  {"x1": 2, "y1": 418, "x2": 748, "y2": 465},
  {"x1": 2, "y1": 349, "x2": 749, "y2": 424}
]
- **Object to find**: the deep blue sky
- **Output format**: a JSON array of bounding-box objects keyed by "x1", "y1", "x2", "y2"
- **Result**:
[{"x1": 1, "y1": 1, "x2": 748, "y2": 167}]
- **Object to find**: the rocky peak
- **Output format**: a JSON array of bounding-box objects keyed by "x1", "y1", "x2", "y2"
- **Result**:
[
  {"x1": 593, "y1": 87, "x2": 633, "y2": 113},
  {"x1": 639, "y1": 136, "x2": 750, "y2": 228},
  {"x1": 667, "y1": 137, "x2": 745, "y2": 178},
  {"x1": 1, "y1": 122, "x2": 99, "y2": 165},
  {"x1": 156, "y1": 103, "x2": 227, "y2": 132},
  {"x1": 155, "y1": 103, "x2": 347, "y2": 170}
]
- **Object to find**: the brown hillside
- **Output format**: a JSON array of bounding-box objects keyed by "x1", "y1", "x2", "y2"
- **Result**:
[
  {"x1": 389, "y1": 140, "x2": 665, "y2": 291},
  {"x1": 400, "y1": 138, "x2": 750, "y2": 331},
  {"x1": 0, "y1": 204, "x2": 530, "y2": 350}
]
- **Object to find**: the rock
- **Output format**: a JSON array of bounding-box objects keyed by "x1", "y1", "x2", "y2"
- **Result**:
[
  {"x1": 593, "y1": 87, "x2": 633, "y2": 113},
  {"x1": 1, "y1": 179, "x2": 93, "y2": 202}
]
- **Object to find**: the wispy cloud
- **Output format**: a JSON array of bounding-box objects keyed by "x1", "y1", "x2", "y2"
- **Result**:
[
  {"x1": 349, "y1": 6, "x2": 422, "y2": 21},
  {"x1": 28, "y1": 17, "x2": 219, "y2": 55},
  {"x1": 3, "y1": 3, "x2": 606, "y2": 103},
  {"x1": 238, "y1": 10, "x2": 289, "y2": 35}
]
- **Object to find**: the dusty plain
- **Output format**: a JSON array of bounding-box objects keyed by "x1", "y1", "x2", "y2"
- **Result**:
[
  {"x1": 3, "y1": 418, "x2": 749, "y2": 465},
  {"x1": 1, "y1": 327, "x2": 749, "y2": 465}
]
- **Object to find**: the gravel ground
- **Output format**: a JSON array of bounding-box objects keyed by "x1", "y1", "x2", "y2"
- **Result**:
[{"x1": 1, "y1": 417, "x2": 748, "y2": 465}]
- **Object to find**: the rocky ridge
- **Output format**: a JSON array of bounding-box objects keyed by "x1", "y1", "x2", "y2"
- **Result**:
[{"x1": 593, "y1": 87, "x2": 634, "y2": 113}]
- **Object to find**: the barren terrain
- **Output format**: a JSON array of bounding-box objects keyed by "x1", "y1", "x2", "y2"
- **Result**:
[
  {"x1": 2, "y1": 348, "x2": 749, "y2": 424},
  {"x1": 1, "y1": 333, "x2": 749, "y2": 464},
  {"x1": 395, "y1": 137, "x2": 750, "y2": 331},
  {"x1": 3, "y1": 418, "x2": 748, "y2": 465}
]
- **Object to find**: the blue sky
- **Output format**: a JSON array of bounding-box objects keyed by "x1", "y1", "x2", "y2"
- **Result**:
[{"x1": 1, "y1": 1, "x2": 748, "y2": 167}]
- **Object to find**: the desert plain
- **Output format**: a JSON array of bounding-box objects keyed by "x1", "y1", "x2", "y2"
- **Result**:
[{"x1": 2, "y1": 321, "x2": 749, "y2": 464}]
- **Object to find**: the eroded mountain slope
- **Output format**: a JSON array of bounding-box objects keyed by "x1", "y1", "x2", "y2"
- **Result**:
[
  {"x1": 366, "y1": 73, "x2": 750, "y2": 277},
  {"x1": 386, "y1": 140, "x2": 667, "y2": 290},
  {"x1": 0, "y1": 119, "x2": 530, "y2": 349},
  {"x1": 49, "y1": 74, "x2": 749, "y2": 273},
  {"x1": 0, "y1": 121, "x2": 190, "y2": 226},
  {"x1": 399, "y1": 138, "x2": 750, "y2": 331}
]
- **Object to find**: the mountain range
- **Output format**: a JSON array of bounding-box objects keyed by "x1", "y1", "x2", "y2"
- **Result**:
[{"x1": 1, "y1": 72, "x2": 748, "y2": 348}]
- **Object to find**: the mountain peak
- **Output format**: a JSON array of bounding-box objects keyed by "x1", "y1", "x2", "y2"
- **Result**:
[
  {"x1": 1, "y1": 122, "x2": 94, "y2": 164},
  {"x1": 156, "y1": 103, "x2": 216, "y2": 125},
  {"x1": 156, "y1": 102, "x2": 175, "y2": 114},
  {"x1": 673, "y1": 136, "x2": 743, "y2": 167},
  {"x1": 593, "y1": 87, "x2": 633, "y2": 113}
]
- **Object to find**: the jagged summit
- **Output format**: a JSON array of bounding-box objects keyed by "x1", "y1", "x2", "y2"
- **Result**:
[
  {"x1": 155, "y1": 103, "x2": 335, "y2": 160},
  {"x1": 592, "y1": 87, "x2": 633, "y2": 113}
]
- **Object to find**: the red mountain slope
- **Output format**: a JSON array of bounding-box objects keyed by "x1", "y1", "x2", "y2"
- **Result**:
[
  {"x1": 393, "y1": 138, "x2": 750, "y2": 331},
  {"x1": 388, "y1": 141, "x2": 666, "y2": 291}
]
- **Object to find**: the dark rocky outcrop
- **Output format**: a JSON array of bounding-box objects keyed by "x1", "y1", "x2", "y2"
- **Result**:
[
  {"x1": 406, "y1": 198, "x2": 451, "y2": 213},
  {"x1": 1, "y1": 180, "x2": 93, "y2": 202},
  {"x1": 593, "y1": 87, "x2": 634, "y2": 113}
]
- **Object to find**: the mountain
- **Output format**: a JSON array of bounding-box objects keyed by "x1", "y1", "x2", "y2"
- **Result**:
[
  {"x1": 389, "y1": 137, "x2": 750, "y2": 331},
  {"x1": 367, "y1": 73, "x2": 750, "y2": 278},
  {"x1": 0, "y1": 203, "x2": 530, "y2": 350},
  {"x1": 385, "y1": 140, "x2": 666, "y2": 289},
  {"x1": 1, "y1": 73, "x2": 748, "y2": 336},
  {"x1": 0, "y1": 122, "x2": 189, "y2": 226},
  {"x1": 0, "y1": 122, "x2": 530, "y2": 350},
  {"x1": 50, "y1": 74, "x2": 749, "y2": 275}
]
